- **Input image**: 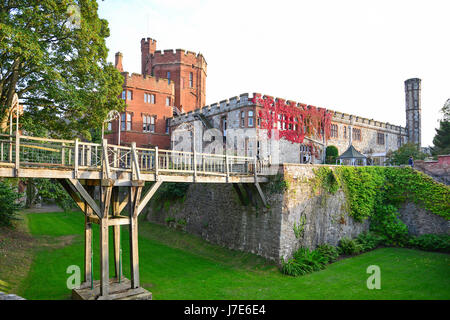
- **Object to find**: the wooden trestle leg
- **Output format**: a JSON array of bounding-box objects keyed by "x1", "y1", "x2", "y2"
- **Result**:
[
  {"x1": 84, "y1": 185, "x2": 95, "y2": 287},
  {"x1": 129, "y1": 183, "x2": 143, "y2": 289},
  {"x1": 112, "y1": 187, "x2": 122, "y2": 280}
]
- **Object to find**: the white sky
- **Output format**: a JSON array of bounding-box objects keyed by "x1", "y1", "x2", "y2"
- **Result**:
[{"x1": 98, "y1": 0, "x2": 450, "y2": 147}]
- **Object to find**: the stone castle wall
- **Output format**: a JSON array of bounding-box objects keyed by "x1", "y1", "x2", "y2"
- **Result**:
[
  {"x1": 170, "y1": 93, "x2": 408, "y2": 165},
  {"x1": 145, "y1": 164, "x2": 370, "y2": 262}
]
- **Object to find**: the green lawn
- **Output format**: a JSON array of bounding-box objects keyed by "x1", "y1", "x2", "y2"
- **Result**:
[{"x1": 8, "y1": 211, "x2": 450, "y2": 300}]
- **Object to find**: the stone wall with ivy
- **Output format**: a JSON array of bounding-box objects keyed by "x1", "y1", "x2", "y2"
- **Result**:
[{"x1": 145, "y1": 164, "x2": 449, "y2": 263}]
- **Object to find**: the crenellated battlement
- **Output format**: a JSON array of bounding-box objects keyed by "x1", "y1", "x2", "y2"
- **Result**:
[
  {"x1": 170, "y1": 92, "x2": 407, "y2": 135},
  {"x1": 152, "y1": 48, "x2": 207, "y2": 65},
  {"x1": 122, "y1": 71, "x2": 174, "y2": 94}
]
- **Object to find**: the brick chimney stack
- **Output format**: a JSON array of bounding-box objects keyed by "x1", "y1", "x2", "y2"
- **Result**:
[{"x1": 115, "y1": 52, "x2": 123, "y2": 72}]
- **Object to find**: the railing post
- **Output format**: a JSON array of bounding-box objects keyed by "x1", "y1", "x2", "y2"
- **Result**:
[
  {"x1": 61, "y1": 143, "x2": 65, "y2": 166},
  {"x1": 74, "y1": 139, "x2": 79, "y2": 178},
  {"x1": 14, "y1": 132, "x2": 20, "y2": 177},
  {"x1": 253, "y1": 156, "x2": 258, "y2": 183},
  {"x1": 225, "y1": 153, "x2": 230, "y2": 183},
  {"x1": 154, "y1": 146, "x2": 159, "y2": 181},
  {"x1": 193, "y1": 148, "x2": 197, "y2": 182},
  {"x1": 102, "y1": 139, "x2": 111, "y2": 180}
]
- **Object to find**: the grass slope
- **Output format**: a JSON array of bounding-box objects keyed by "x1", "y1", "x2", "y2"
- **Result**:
[{"x1": 4, "y1": 211, "x2": 450, "y2": 300}]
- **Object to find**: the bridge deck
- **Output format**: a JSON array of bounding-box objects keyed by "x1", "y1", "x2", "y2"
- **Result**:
[{"x1": 0, "y1": 133, "x2": 271, "y2": 184}]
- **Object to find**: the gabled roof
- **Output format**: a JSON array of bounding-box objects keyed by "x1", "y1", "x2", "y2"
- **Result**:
[{"x1": 338, "y1": 145, "x2": 367, "y2": 159}]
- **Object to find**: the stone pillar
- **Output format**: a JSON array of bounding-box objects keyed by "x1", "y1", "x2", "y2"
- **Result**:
[{"x1": 405, "y1": 78, "x2": 421, "y2": 146}]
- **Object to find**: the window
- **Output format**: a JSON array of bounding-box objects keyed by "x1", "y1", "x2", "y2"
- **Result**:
[
  {"x1": 121, "y1": 90, "x2": 126, "y2": 100},
  {"x1": 352, "y1": 128, "x2": 361, "y2": 141},
  {"x1": 344, "y1": 126, "x2": 347, "y2": 139},
  {"x1": 248, "y1": 110, "x2": 254, "y2": 127},
  {"x1": 165, "y1": 118, "x2": 169, "y2": 134},
  {"x1": 277, "y1": 114, "x2": 282, "y2": 130},
  {"x1": 397, "y1": 136, "x2": 402, "y2": 147},
  {"x1": 126, "y1": 113, "x2": 131, "y2": 130},
  {"x1": 107, "y1": 122, "x2": 112, "y2": 131},
  {"x1": 377, "y1": 132, "x2": 385, "y2": 145},
  {"x1": 167, "y1": 71, "x2": 171, "y2": 84},
  {"x1": 282, "y1": 115, "x2": 286, "y2": 130},
  {"x1": 127, "y1": 90, "x2": 133, "y2": 100},
  {"x1": 330, "y1": 124, "x2": 338, "y2": 138},
  {"x1": 166, "y1": 97, "x2": 171, "y2": 106},
  {"x1": 189, "y1": 72, "x2": 193, "y2": 88},
  {"x1": 144, "y1": 93, "x2": 155, "y2": 104},
  {"x1": 121, "y1": 113, "x2": 130, "y2": 131},
  {"x1": 241, "y1": 111, "x2": 245, "y2": 127},
  {"x1": 143, "y1": 115, "x2": 155, "y2": 133}
]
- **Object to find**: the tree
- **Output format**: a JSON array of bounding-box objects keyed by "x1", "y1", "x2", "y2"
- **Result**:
[
  {"x1": 431, "y1": 99, "x2": 450, "y2": 156},
  {"x1": 325, "y1": 145, "x2": 338, "y2": 164},
  {"x1": 0, "y1": 0, "x2": 125, "y2": 140},
  {"x1": 386, "y1": 143, "x2": 427, "y2": 165},
  {"x1": 0, "y1": 180, "x2": 22, "y2": 227}
]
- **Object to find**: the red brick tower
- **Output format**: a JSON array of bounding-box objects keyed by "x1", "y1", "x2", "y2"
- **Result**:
[{"x1": 140, "y1": 37, "x2": 207, "y2": 113}]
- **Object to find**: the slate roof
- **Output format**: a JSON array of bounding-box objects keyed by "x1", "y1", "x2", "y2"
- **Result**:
[{"x1": 338, "y1": 145, "x2": 367, "y2": 159}]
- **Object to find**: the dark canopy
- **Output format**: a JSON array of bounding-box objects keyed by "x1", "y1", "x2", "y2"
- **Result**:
[{"x1": 338, "y1": 145, "x2": 367, "y2": 159}]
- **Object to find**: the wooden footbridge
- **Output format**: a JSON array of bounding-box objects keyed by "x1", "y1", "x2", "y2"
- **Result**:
[{"x1": 0, "y1": 133, "x2": 270, "y2": 299}]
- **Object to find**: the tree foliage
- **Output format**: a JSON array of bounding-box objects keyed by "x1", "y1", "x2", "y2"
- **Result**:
[
  {"x1": 0, "y1": 0, "x2": 125, "y2": 139},
  {"x1": 325, "y1": 145, "x2": 338, "y2": 164},
  {"x1": 386, "y1": 143, "x2": 427, "y2": 165},
  {"x1": 0, "y1": 179, "x2": 22, "y2": 227},
  {"x1": 431, "y1": 99, "x2": 450, "y2": 156}
]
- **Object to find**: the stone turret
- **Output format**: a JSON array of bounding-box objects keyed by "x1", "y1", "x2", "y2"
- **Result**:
[{"x1": 405, "y1": 78, "x2": 421, "y2": 146}]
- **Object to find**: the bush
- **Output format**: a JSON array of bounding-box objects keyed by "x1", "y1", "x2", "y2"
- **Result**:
[
  {"x1": 370, "y1": 204, "x2": 410, "y2": 247},
  {"x1": 0, "y1": 180, "x2": 22, "y2": 227},
  {"x1": 408, "y1": 234, "x2": 450, "y2": 253},
  {"x1": 281, "y1": 247, "x2": 328, "y2": 277},
  {"x1": 356, "y1": 232, "x2": 384, "y2": 252},
  {"x1": 338, "y1": 237, "x2": 363, "y2": 255},
  {"x1": 316, "y1": 244, "x2": 339, "y2": 263},
  {"x1": 325, "y1": 145, "x2": 339, "y2": 164}
]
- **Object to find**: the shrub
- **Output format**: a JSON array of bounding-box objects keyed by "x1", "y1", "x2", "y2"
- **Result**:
[
  {"x1": 325, "y1": 145, "x2": 339, "y2": 164},
  {"x1": 370, "y1": 204, "x2": 410, "y2": 247},
  {"x1": 338, "y1": 237, "x2": 363, "y2": 255},
  {"x1": 316, "y1": 243, "x2": 339, "y2": 263},
  {"x1": 408, "y1": 234, "x2": 450, "y2": 253},
  {"x1": 281, "y1": 247, "x2": 328, "y2": 277},
  {"x1": 356, "y1": 232, "x2": 384, "y2": 252},
  {"x1": 0, "y1": 180, "x2": 22, "y2": 227}
]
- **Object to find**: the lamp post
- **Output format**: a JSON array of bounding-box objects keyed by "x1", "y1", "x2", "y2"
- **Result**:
[{"x1": 102, "y1": 110, "x2": 121, "y2": 145}]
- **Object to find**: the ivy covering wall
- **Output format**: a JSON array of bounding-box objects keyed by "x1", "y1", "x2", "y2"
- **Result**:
[{"x1": 312, "y1": 166, "x2": 450, "y2": 222}]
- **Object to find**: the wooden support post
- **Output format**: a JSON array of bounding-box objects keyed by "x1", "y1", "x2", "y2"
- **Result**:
[
  {"x1": 131, "y1": 142, "x2": 141, "y2": 181},
  {"x1": 84, "y1": 185, "x2": 95, "y2": 287},
  {"x1": 74, "y1": 139, "x2": 79, "y2": 178},
  {"x1": 99, "y1": 216, "x2": 109, "y2": 297},
  {"x1": 225, "y1": 153, "x2": 230, "y2": 183},
  {"x1": 129, "y1": 185, "x2": 142, "y2": 289},
  {"x1": 102, "y1": 139, "x2": 111, "y2": 180},
  {"x1": 99, "y1": 183, "x2": 113, "y2": 298},
  {"x1": 154, "y1": 146, "x2": 159, "y2": 180},
  {"x1": 61, "y1": 143, "x2": 65, "y2": 166},
  {"x1": 112, "y1": 187, "x2": 122, "y2": 280},
  {"x1": 14, "y1": 132, "x2": 20, "y2": 177}
]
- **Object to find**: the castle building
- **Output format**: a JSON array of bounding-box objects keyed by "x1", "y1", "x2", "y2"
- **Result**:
[
  {"x1": 105, "y1": 38, "x2": 207, "y2": 148},
  {"x1": 169, "y1": 83, "x2": 417, "y2": 165}
]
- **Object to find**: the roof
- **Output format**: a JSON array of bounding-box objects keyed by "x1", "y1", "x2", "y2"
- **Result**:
[{"x1": 338, "y1": 145, "x2": 367, "y2": 159}]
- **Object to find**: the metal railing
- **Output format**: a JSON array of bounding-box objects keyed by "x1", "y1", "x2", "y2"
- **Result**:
[{"x1": 0, "y1": 133, "x2": 270, "y2": 178}]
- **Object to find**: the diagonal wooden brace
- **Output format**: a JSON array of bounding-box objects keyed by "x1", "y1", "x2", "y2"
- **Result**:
[
  {"x1": 68, "y1": 178, "x2": 101, "y2": 218},
  {"x1": 137, "y1": 180, "x2": 163, "y2": 217}
]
